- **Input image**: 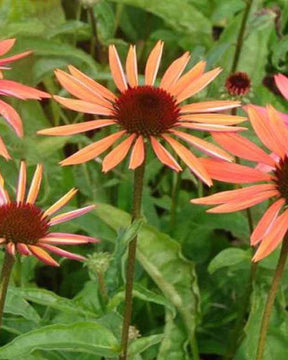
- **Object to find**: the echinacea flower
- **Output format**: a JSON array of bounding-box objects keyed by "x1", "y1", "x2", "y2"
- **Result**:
[
  {"x1": 225, "y1": 72, "x2": 251, "y2": 96},
  {"x1": 0, "y1": 161, "x2": 97, "y2": 266},
  {"x1": 192, "y1": 105, "x2": 288, "y2": 261},
  {"x1": 0, "y1": 38, "x2": 50, "y2": 159},
  {"x1": 38, "y1": 41, "x2": 246, "y2": 186}
]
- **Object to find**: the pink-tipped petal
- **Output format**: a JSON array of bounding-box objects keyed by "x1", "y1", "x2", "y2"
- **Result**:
[
  {"x1": 0, "y1": 99, "x2": 23, "y2": 137},
  {"x1": 180, "y1": 100, "x2": 241, "y2": 114},
  {"x1": 40, "y1": 244, "x2": 86, "y2": 262},
  {"x1": 16, "y1": 161, "x2": 26, "y2": 203},
  {"x1": 39, "y1": 233, "x2": 98, "y2": 245},
  {"x1": 109, "y1": 45, "x2": 127, "y2": 92},
  {"x1": 251, "y1": 198, "x2": 285, "y2": 246},
  {"x1": 150, "y1": 136, "x2": 182, "y2": 172},
  {"x1": 43, "y1": 188, "x2": 78, "y2": 217},
  {"x1": 177, "y1": 122, "x2": 246, "y2": 132},
  {"x1": 26, "y1": 164, "x2": 43, "y2": 204},
  {"x1": 129, "y1": 136, "x2": 145, "y2": 170},
  {"x1": 126, "y1": 45, "x2": 138, "y2": 87},
  {"x1": 274, "y1": 73, "x2": 288, "y2": 100},
  {"x1": 6, "y1": 242, "x2": 15, "y2": 256},
  {"x1": 0, "y1": 136, "x2": 11, "y2": 160},
  {"x1": 179, "y1": 113, "x2": 246, "y2": 125},
  {"x1": 0, "y1": 80, "x2": 50, "y2": 100},
  {"x1": 0, "y1": 51, "x2": 32, "y2": 66},
  {"x1": 102, "y1": 134, "x2": 136, "y2": 172},
  {"x1": 29, "y1": 245, "x2": 59, "y2": 267},
  {"x1": 50, "y1": 205, "x2": 96, "y2": 226},
  {"x1": 17, "y1": 243, "x2": 31, "y2": 255},
  {"x1": 0, "y1": 39, "x2": 16, "y2": 56},
  {"x1": 145, "y1": 41, "x2": 164, "y2": 86},
  {"x1": 160, "y1": 52, "x2": 190, "y2": 90}
]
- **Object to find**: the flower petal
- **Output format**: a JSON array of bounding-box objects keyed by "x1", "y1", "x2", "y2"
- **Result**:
[
  {"x1": 102, "y1": 134, "x2": 136, "y2": 172},
  {"x1": 0, "y1": 39, "x2": 16, "y2": 56},
  {"x1": 40, "y1": 244, "x2": 86, "y2": 261},
  {"x1": 180, "y1": 100, "x2": 240, "y2": 114},
  {"x1": 126, "y1": 45, "x2": 138, "y2": 87},
  {"x1": 26, "y1": 164, "x2": 43, "y2": 204},
  {"x1": 40, "y1": 233, "x2": 98, "y2": 245},
  {"x1": 0, "y1": 136, "x2": 11, "y2": 160},
  {"x1": 150, "y1": 136, "x2": 182, "y2": 172},
  {"x1": 28, "y1": 245, "x2": 59, "y2": 266},
  {"x1": 0, "y1": 80, "x2": 50, "y2": 100},
  {"x1": 6, "y1": 242, "x2": 15, "y2": 256},
  {"x1": 50, "y1": 205, "x2": 96, "y2": 226},
  {"x1": 266, "y1": 105, "x2": 288, "y2": 154},
  {"x1": 274, "y1": 73, "x2": 288, "y2": 100},
  {"x1": 17, "y1": 243, "x2": 31, "y2": 255},
  {"x1": 109, "y1": 45, "x2": 127, "y2": 92},
  {"x1": 129, "y1": 135, "x2": 145, "y2": 170},
  {"x1": 160, "y1": 51, "x2": 190, "y2": 90},
  {"x1": 60, "y1": 131, "x2": 125, "y2": 166},
  {"x1": 145, "y1": 40, "x2": 164, "y2": 86},
  {"x1": 0, "y1": 99, "x2": 23, "y2": 136},
  {"x1": 43, "y1": 188, "x2": 78, "y2": 217},
  {"x1": 16, "y1": 161, "x2": 26, "y2": 203},
  {"x1": 176, "y1": 122, "x2": 246, "y2": 133},
  {"x1": 0, "y1": 51, "x2": 32, "y2": 66},
  {"x1": 179, "y1": 113, "x2": 246, "y2": 125}
]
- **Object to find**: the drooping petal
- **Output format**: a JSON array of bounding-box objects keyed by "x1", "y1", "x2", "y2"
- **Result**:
[
  {"x1": 162, "y1": 134, "x2": 212, "y2": 186},
  {"x1": 171, "y1": 129, "x2": 233, "y2": 162},
  {"x1": 180, "y1": 100, "x2": 241, "y2": 114},
  {"x1": 102, "y1": 134, "x2": 136, "y2": 172},
  {"x1": 60, "y1": 131, "x2": 125, "y2": 166},
  {"x1": 170, "y1": 61, "x2": 206, "y2": 97},
  {"x1": 150, "y1": 136, "x2": 182, "y2": 172},
  {"x1": 109, "y1": 45, "x2": 127, "y2": 92},
  {"x1": 0, "y1": 99, "x2": 23, "y2": 136},
  {"x1": 176, "y1": 122, "x2": 246, "y2": 133},
  {"x1": 0, "y1": 136, "x2": 11, "y2": 160},
  {"x1": 126, "y1": 45, "x2": 138, "y2": 87},
  {"x1": 0, "y1": 51, "x2": 32, "y2": 66},
  {"x1": 191, "y1": 184, "x2": 276, "y2": 205},
  {"x1": 39, "y1": 233, "x2": 98, "y2": 245},
  {"x1": 50, "y1": 205, "x2": 96, "y2": 226},
  {"x1": 43, "y1": 188, "x2": 78, "y2": 217},
  {"x1": 160, "y1": 52, "x2": 190, "y2": 90},
  {"x1": 199, "y1": 158, "x2": 272, "y2": 184},
  {"x1": 0, "y1": 238, "x2": 6, "y2": 244},
  {"x1": 212, "y1": 132, "x2": 275, "y2": 166},
  {"x1": 28, "y1": 245, "x2": 59, "y2": 266},
  {"x1": 6, "y1": 242, "x2": 15, "y2": 256},
  {"x1": 40, "y1": 244, "x2": 86, "y2": 261},
  {"x1": 26, "y1": 164, "x2": 43, "y2": 204},
  {"x1": 179, "y1": 113, "x2": 246, "y2": 125},
  {"x1": 0, "y1": 80, "x2": 50, "y2": 100},
  {"x1": 38, "y1": 119, "x2": 116, "y2": 136},
  {"x1": 17, "y1": 243, "x2": 31, "y2": 255},
  {"x1": 274, "y1": 73, "x2": 288, "y2": 100},
  {"x1": 54, "y1": 96, "x2": 113, "y2": 116},
  {"x1": 251, "y1": 198, "x2": 285, "y2": 246},
  {"x1": 0, "y1": 181, "x2": 9, "y2": 205},
  {"x1": 0, "y1": 39, "x2": 16, "y2": 56},
  {"x1": 129, "y1": 136, "x2": 145, "y2": 169},
  {"x1": 176, "y1": 67, "x2": 222, "y2": 103},
  {"x1": 207, "y1": 190, "x2": 278, "y2": 213},
  {"x1": 54, "y1": 69, "x2": 113, "y2": 108},
  {"x1": 16, "y1": 161, "x2": 26, "y2": 203},
  {"x1": 253, "y1": 209, "x2": 288, "y2": 262},
  {"x1": 145, "y1": 40, "x2": 164, "y2": 86},
  {"x1": 68, "y1": 65, "x2": 117, "y2": 102}
]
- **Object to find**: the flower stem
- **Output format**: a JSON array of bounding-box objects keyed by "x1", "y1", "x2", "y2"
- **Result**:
[
  {"x1": 256, "y1": 235, "x2": 288, "y2": 360},
  {"x1": 120, "y1": 160, "x2": 146, "y2": 360},
  {"x1": 0, "y1": 251, "x2": 15, "y2": 329},
  {"x1": 170, "y1": 171, "x2": 181, "y2": 233}
]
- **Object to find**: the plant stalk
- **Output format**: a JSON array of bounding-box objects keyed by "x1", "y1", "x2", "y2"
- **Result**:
[
  {"x1": 256, "y1": 235, "x2": 288, "y2": 360},
  {"x1": 119, "y1": 160, "x2": 146, "y2": 360},
  {"x1": 0, "y1": 251, "x2": 15, "y2": 329}
]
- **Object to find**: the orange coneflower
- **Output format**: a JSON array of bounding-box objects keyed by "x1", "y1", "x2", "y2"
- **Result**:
[
  {"x1": 38, "y1": 41, "x2": 246, "y2": 186},
  {"x1": 192, "y1": 104, "x2": 288, "y2": 261},
  {"x1": 0, "y1": 161, "x2": 97, "y2": 266},
  {"x1": 0, "y1": 38, "x2": 50, "y2": 159}
]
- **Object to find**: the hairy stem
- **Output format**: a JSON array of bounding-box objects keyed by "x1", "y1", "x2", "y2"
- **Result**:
[{"x1": 0, "y1": 251, "x2": 15, "y2": 329}]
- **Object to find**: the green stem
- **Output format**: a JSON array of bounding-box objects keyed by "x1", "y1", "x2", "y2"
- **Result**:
[
  {"x1": 88, "y1": 7, "x2": 100, "y2": 60},
  {"x1": 0, "y1": 251, "x2": 15, "y2": 329},
  {"x1": 256, "y1": 235, "x2": 288, "y2": 360},
  {"x1": 231, "y1": 0, "x2": 254, "y2": 73},
  {"x1": 97, "y1": 271, "x2": 109, "y2": 304},
  {"x1": 170, "y1": 171, "x2": 181, "y2": 232},
  {"x1": 119, "y1": 160, "x2": 146, "y2": 360},
  {"x1": 190, "y1": 335, "x2": 200, "y2": 360}
]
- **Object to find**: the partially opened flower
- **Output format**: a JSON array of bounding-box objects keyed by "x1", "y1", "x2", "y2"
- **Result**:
[
  {"x1": 0, "y1": 38, "x2": 50, "y2": 159},
  {"x1": 38, "y1": 41, "x2": 246, "y2": 186},
  {"x1": 0, "y1": 161, "x2": 97, "y2": 266},
  {"x1": 192, "y1": 105, "x2": 288, "y2": 261}
]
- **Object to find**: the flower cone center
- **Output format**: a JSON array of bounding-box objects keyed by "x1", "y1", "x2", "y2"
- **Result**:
[
  {"x1": 274, "y1": 156, "x2": 288, "y2": 201},
  {"x1": 225, "y1": 72, "x2": 251, "y2": 96}
]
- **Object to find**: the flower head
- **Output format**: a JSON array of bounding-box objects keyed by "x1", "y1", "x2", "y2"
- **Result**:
[
  {"x1": 0, "y1": 38, "x2": 50, "y2": 160},
  {"x1": 192, "y1": 105, "x2": 288, "y2": 261},
  {"x1": 38, "y1": 41, "x2": 246, "y2": 186},
  {"x1": 225, "y1": 72, "x2": 251, "y2": 96},
  {"x1": 0, "y1": 161, "x2": 97, "y2": 266}
]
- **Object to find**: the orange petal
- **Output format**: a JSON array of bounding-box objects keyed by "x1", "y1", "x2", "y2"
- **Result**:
[
  {"x1": 0, "y1": 99, "x2": 23, "y2": 137},
  {"x1": 150, "y1": 136, "x2": 182, "y2": 172},
  {"x1": 212, "y1": 132, "x2": 275, "y2": 166},
  {"x1": 54, "y1": 95, "x2": 112, "y2": 116},
  {"x1": 6, "y1": 242, "x2": 15, "y2": 256},
  {"x1": 145, "y1": 40, "x2": 164, "y2": 86},
  {"x1": 0, "y1": 136, "x2": 11, "y2": 160},
  {"x1": 126, "y1": 45, "x2": 138, "y2": 87},
  {"x1": 253, "y1": 209, "x2": 288, "y2": 262},
  {"x1": 29, "y1": 245, "x2": 59, "y2": 266},
  {"x1": 16, "y1": 161, "x2": 26, "y2": 203},
  {"x1": 0, "y1": 39, "x2": 16, "y2": 56},
  {"x1": 274, "y1": 73, "x2": 288, "y2": 100},
  {"x1": 129, "y1": 136, "x2": 145, "y2": 169},
  {"x1": 17, "y1": 243, "x2": 31, "y2": 256},
  {"x1": 0, "y1": 80, "x2": 49, "y2": 99},
  {"x1": 68, "y1": 65, "x2": 117, "y2": 102},
  {"x1": 177, "y1": 122, "x2": 246, "y2": 132},
  {"x1": 109, "y1": 45, "x2": 127, "y2": 92},
  {"x1": 176, "y1": 67, "x2": 222, "y2": 103},
  {"x1": 0, "y1": 51, "x2": 32, "y2": 66},
  {"x1": 251, "y1": 198, "x2": 285, "y2": 246},
  {"x1": 180, "y1": 100, "x2": 241, "y2": 114},
  {"x1": 38, "y1": 119, "x2": 116, "y2": 136},
  {"x1": 26, "y1": 164, "x2": 43, "y2": 204},
  {"x1": 179, "y1": 113, "x2": 246, "y2": 125},
  {"x1": 199, "y1": 158, "x2": 272, "y2": 184},
  {"x1": 43, "y1": 188, "x2": 77, "y2": 217},
  {"x1": 102, "y1": 134, "x2": 136, "y2": 172},
  {"x1": 160, "y1": 52, "x2": 190, "y2": 90},
  {"x1": 162, "y1": 134, "x2": 212, "y2": 186},
  {"x1": 266, "y1": 105, "x2": 288, "y2": 154},
  {"x1": 170, "y1": 61, "x2": 206, "y2": 97},
  {"x1": 171, "y1": 129, "x2": 233, "y2": 162},
  {"x1": 60, "y1": 130, "x2": 125, "y2": 166},
  {"x1": 54, "y1": 69, "x2": 113, "y2": 108}
]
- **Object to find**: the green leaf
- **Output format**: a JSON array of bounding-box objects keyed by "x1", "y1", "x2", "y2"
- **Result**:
[
  {"x1": 0, "y1": 322, "x2": 120, "y2": 358},
  {"x1": 128, "y1": 334, "x2": 164, "y2": 357},
  {"x1": 208, "y1": 248, "x2": 251, "y2": 274}
]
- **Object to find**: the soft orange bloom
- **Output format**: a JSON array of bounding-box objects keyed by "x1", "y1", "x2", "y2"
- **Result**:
[
  {"x1": 38, "y1": 41, "x2": 246, "y2": 186},
  {"x1": 192, "y1": 105, "x2": 288, "y2": 261},
  {"x1": 0, "y1": 38, "x2": 50, "y2": 159},
  {"x1": 0, "y1": 161, "x2": 97, "y2": 266}
]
